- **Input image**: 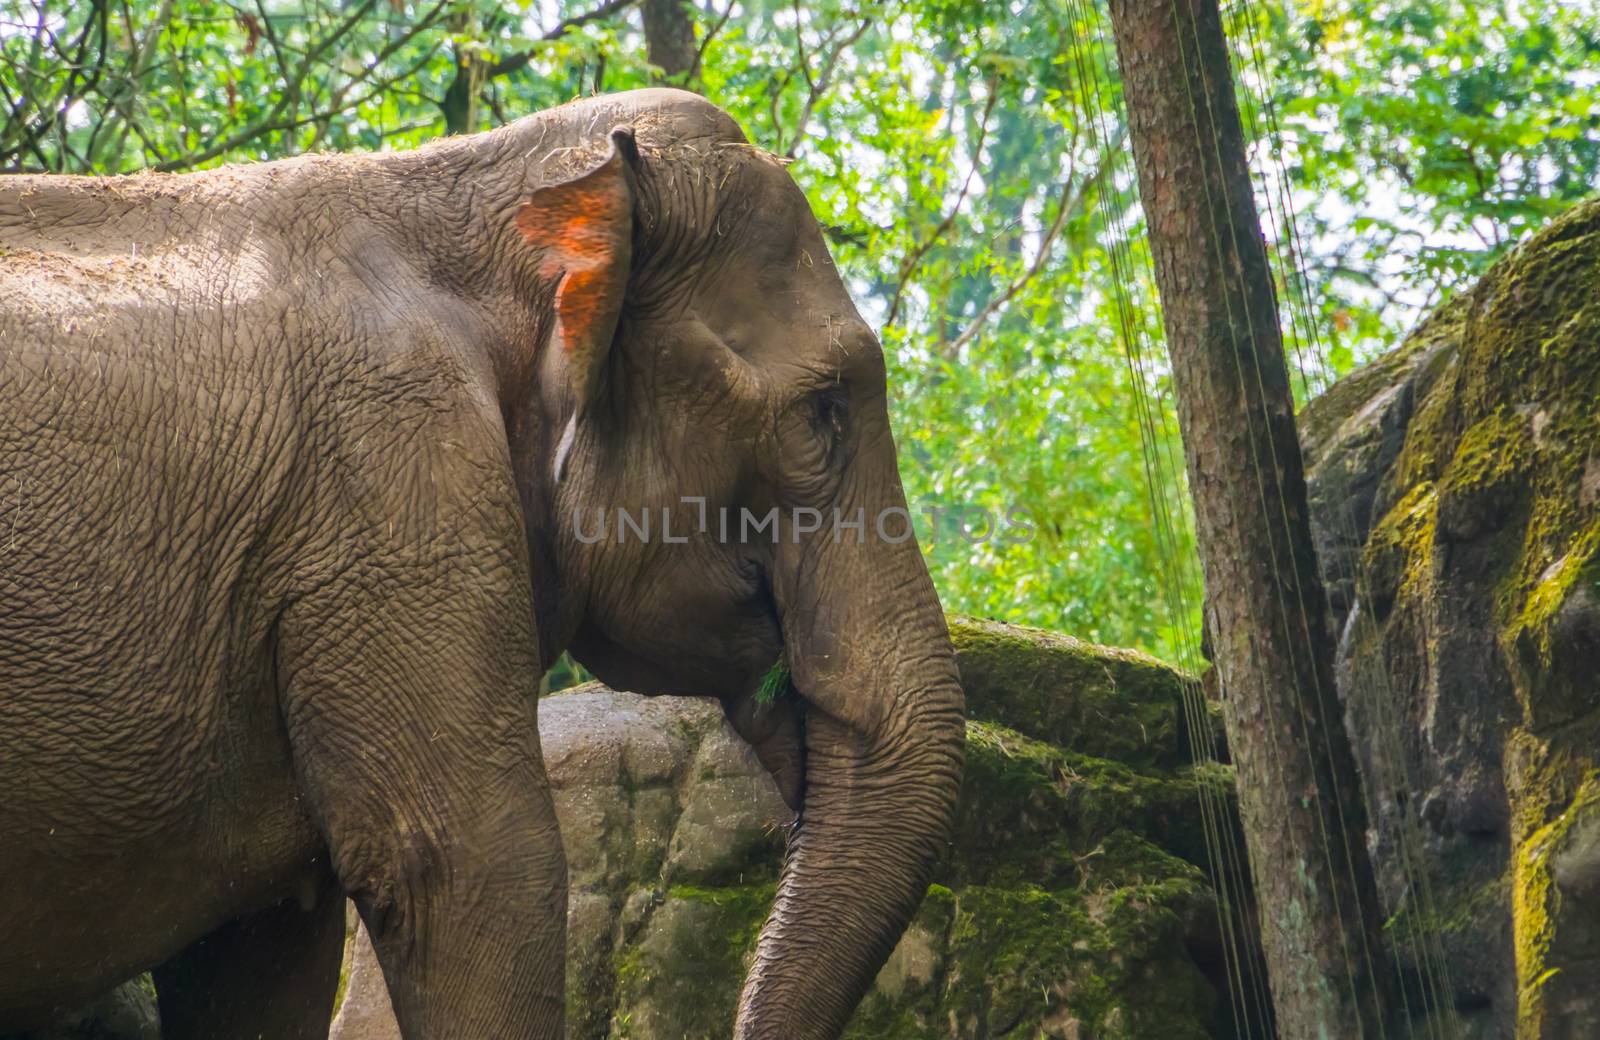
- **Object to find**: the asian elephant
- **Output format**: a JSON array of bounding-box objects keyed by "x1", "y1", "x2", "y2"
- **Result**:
[{"x1": 0, "y1": 88, "x2": 964, "y2": 1038}]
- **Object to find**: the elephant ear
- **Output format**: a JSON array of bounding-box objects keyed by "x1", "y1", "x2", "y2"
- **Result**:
[{"x1": 515, "y1": 125, "x2": 638, "y2": 480}]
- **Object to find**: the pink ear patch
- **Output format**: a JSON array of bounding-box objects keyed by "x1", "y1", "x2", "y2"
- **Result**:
[{"x1": 515, "y1": 155, "x2": 632, "y2": 368}]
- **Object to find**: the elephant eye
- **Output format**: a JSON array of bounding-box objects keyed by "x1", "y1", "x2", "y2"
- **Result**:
[{"x1": 812, "y1": 386, "x2": 849, "y2": 440}]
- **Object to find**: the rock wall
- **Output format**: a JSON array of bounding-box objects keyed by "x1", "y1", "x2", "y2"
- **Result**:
[
  {"x1": 20, "y1": 618, "x2": 1248, "y2": 1040},
  {"x1": 1302, "y1": 196, "x2": 1600, "y2": 1039}
]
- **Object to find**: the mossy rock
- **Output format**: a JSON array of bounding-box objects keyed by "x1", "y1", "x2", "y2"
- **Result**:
[
  {"x1": 950, "y1": 616, "x2": 1197, "y2": 771},
  {"x1": 0, "y1": 978, "x2": 159, "y2": 1040},
  {"x1": 1304, "y1": 194, "x2": 1600, "y2": 1038},
  {"x1": 51, "y1": 619, "x2": 1246, "y2": 1040},
  {"x1": 602, "y1": 713, "x2": 1241, "y2": 1039},
  {"x1": 1379, "y1": 198, "x2": 1600, "y2": 1038},
  {"x1": 939, "y1": 880, "x2": 1216, "y2": 1040},
  {"x1": 586, "y1": 622, "x2": 1248, "y2": 1038},
  {"x1": 947, "y1": 720, "x2": 1222, "y2": 889},
  {"x1": 609, "y1": 883, "x2": 774, "y2": 1038}
]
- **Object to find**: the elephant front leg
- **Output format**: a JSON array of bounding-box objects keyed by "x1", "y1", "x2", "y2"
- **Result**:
[
  {"x1": 351, "y1": 779, "x2": 567, "y2": 1039},
  {"x1": 277, "y1": 575, "x2": 567, "y2": 1040}
]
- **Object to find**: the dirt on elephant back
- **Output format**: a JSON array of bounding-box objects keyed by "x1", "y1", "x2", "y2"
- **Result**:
[{"x1": 1301, "y1": 194, "x2": 1600, "y2": 1039}]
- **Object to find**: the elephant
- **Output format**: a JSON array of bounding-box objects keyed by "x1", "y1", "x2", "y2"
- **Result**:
[{"x1": 0, "y1": 88, "x2": 965, "y2": 1039}]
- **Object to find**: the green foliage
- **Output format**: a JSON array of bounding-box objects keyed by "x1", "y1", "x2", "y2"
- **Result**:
[
  {"x1": 752, "y1": 654, "x2": 789, "y2": 705},
  {"x1": 543, "y1": 650, "x2": 591, "y2": 693},
  {"x1": 1248, "y1": 0, "x2": 1600, "y2": 372},
  {"x1": 4, "y1": 0, "x2": 1593, "y2": 660}
]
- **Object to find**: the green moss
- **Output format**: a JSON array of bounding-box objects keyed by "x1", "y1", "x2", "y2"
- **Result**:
[
  {"x1": 1360, "y1": 480, "x2": 1438, "y2": 614},
  {"x1": 1384, "y1": 869, "x2": 1508, "y2": 942},
  {"x1": 658, "y1": 884, "x2": 776, "y2": 970},
  {"x1": 842, "y1": 885, "x2": 957, "y2": 1040},
  {"x1": 1384, "y1": 369, "x2": 1456, "y2": 496},
  {"x1": 587, "y1": 610, "x2": 1251, "y2": 1039},
  {"x1": 599, "y1": 708, "x2": 1233, "y2": 1039},
  {"x1": 1298, "y1": 294, "x2": 1464, "y2": 465},
  {"x1": 943, "y1": 885, "x2": 1100, "y2": 1029},
  {"x1": 1514, "y1": 771, "x2": 1600, "y2": 1032},
  {"x1": 950, "y1": 616, "x2": 1192, "y2": 770},
  {"x1": 1361, "y1": 198, "x2": 1600, "y2": 718},
  {"x1": 609, "y1": 883, "x2": 776, "y2": 1038},
  {"x1": 1506, "y1": 524, "x2": 1600, "y2": 667},
  {"x1": 332, "y1": 961, "x2": 350, "y2": 1021},
  {"x1": 1442, "y1": 408, "x2": 1529, "y2": 495},
  {"x1": 950, "y1": 719, "x2": 1217, "y2": 890},
  {"x1": 1460, "y1": 202, "x2": 1600, "y2": 729},
  {"x1": 1424, "y1": 407, "x2": 1533, "y2": 552},
  {"x1": 1306, "y1": 195, "x2": 1600, "y2": 1038},
  {"x1": 915, "y1": 718, "x2": 1224, "y2": 1036},
  {"x1": 939, "y1": 882, "x2": 1214, "y2": 1039}
]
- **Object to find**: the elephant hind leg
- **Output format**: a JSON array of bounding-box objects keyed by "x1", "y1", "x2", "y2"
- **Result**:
[{"x1": 152, "y1": 875, "x2": 345, "y2": 1040}]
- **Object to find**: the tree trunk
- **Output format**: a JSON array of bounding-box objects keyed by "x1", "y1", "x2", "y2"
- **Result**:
[
  {"x1": 441, "y1": 57, "x2": 476, "y2": 136},
  {"x1": 642, "y1": 0, "x2": 697, "y2": 81},
  {"x1": 1104, "y1": 0, "x2": 1396, "y2": 1036}
]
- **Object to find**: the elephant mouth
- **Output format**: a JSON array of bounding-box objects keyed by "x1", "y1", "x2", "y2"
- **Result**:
[
  {"x1": 752, "y1": 581, "x2": 807, "y2": 813},
  {"x1": 761, "y1": 692, "x2": 807, "y2": 816},
  {"x1": 724, "y1": 635, "x2": 807, "y2": 814}
]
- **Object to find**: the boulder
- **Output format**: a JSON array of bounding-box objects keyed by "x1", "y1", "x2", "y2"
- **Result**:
[{"x1": 1301, "y1": 196, "x2": 1600, "y2": 1039}]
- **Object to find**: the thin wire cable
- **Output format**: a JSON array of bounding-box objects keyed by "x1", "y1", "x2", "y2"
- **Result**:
[
  {"x1": 1056, "y1": 12, "x2": 1268, "y2": 1030},
  {"x1": 1220, "y1": 0, "x2": 1466, "y2": 1029},
  {"x1": 1056, "y1": 1, "x2": 1276, "y2": 1032},
  {"x1": 1165, "y1": 0, "x2": 1414, "y2": 1031},
  {"x1": 1052, "y1": 0, "x2": 1457, "y2": 1032},
  {"x1": 1055, "y1": 0, "x2": 1241, "y2": 1012}
]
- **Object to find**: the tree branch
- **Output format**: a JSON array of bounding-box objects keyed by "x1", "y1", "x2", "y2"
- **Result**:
[
  {"x1": 152, "y1": 0, "x2": 381, "y2": 170},
  {"x1": 942, "y1": 124, "x2": 1126, "y2": 357},
  {"x1": 781, "y1": 14, "x2": 869, "y2": 158},
  {"x1": 486, "y1": 0, "x2": 640, "y2": 78},
  {"x1": 678, "y1": 0, "x2": 734, "y2": 87},
  {"x1": 884, "y1": 78, "x2": 999, "y2": 328}
]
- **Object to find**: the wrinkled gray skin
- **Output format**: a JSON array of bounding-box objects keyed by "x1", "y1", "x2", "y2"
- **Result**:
[{"x1": 0, "y1": 89, "x2": 964, "y2": 1039}]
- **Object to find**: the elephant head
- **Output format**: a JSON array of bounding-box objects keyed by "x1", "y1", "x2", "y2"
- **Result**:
[{"x1": 495, "y1": 89, "x2": 966, "y2": 1035}]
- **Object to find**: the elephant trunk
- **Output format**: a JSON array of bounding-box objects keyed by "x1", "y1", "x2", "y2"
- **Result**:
[{"x1": 734, "y1": 499, "x2": 965, "y2": 1037}]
